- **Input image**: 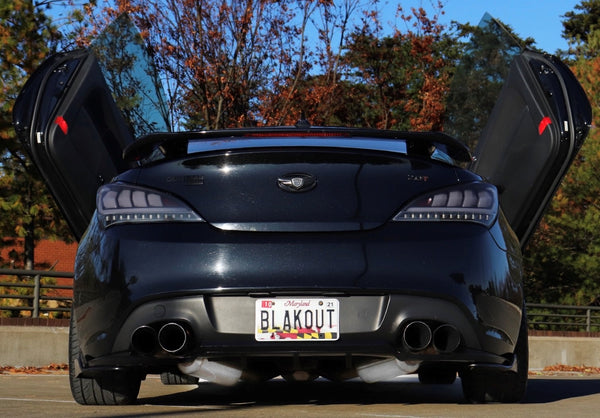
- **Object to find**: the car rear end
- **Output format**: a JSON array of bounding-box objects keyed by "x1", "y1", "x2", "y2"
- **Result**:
[{"x1": 72, "y1": 128, "x2": 524, "y2": 387}]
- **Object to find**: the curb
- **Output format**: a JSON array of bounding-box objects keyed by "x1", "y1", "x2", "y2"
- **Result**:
[{"x1": 1, "y1": 325, "x2": 599, "y2": 368}]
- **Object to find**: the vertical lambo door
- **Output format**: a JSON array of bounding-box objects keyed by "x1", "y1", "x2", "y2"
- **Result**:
[
  {"x1": 471, "y1": 51, "x2": 591, "y2": 247},
  {"x1": 12, "y1": 14, "x2": 170, "y2": 240},
  {"x1": 446, "y1": 14, "x2": 592, "y2": 247},
  {"x1": 13, "y1": 49, "x2": 133, "y2": 240}
]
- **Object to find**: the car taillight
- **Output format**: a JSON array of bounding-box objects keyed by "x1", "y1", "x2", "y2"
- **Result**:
[
  {"x1": 393, "y1": 182, "x2": 498, "y2": 227},
  {"x1": 97, "y1": 183, "x2": 204, "y2": 228}
]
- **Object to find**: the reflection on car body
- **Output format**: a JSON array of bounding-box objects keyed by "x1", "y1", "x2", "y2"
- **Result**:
[{"x1": 12, "y1": 14, "x2": 591, "y2": 405}]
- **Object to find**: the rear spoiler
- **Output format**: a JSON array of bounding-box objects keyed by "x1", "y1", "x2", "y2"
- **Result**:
[{"x1": 123, "y1": 126, "x2": 472, "y2": 164}]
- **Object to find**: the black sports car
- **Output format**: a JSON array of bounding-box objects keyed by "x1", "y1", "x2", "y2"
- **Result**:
[{"x1": 13, "y1": 15, "x2": 591, "y2": 404}]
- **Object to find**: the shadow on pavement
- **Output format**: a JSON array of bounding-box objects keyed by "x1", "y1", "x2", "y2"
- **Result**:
[
  {"x1": 137, "y1": 376, "x2": 600, "y2": 407},
  {"x1": 523, "y1": 377, "x2": 600, "y2": 403}
]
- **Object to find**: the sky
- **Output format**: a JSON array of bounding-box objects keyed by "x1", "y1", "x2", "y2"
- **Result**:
[
  {"x1": 47, "y1": 0, "x2": 583, "y2": 54},
  {"x1": 397, "y1": 0, "x2": 582, "y2": 54}
]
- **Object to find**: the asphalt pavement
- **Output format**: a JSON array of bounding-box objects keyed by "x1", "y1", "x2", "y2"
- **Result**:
[{"x1": 1, "y1": 373, "x2": 599, "y2": 417}]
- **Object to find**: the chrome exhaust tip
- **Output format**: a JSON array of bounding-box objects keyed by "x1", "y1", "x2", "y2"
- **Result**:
[
  {"x1": 158, "y1": 322, "x2": 189, "y2": 353},
  {"x1": 432, "y1": 324, "x2": 461, "y2": 353},
  {"x1": 402, "y1": 321, "x2": 432, "y2": 351},
  {"x1": 131, "y1": 325, "x2": 158, "y2": 354}
]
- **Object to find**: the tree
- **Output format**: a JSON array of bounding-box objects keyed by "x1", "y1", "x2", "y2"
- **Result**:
[
  {"x1": 0, "y1": 0, "x2": 72, "y2": 269},
  {"x1": 562, "y1": 0, "x2": 600, "y2": 59},
  {"x1": 75, "y1": 0, "x2": 332, "y2": 129},
  {"x1": 324, "y1": 3, "x2": 454, "y2": 130},
  {"x1": 72, "y1": 1, "x2": 460, "y2": 130},
  {"x1": 444, "y1": 15, "x2": 536, "y2": 150},
  {"x1": 255, "y1": 0, "x2": 362, "y2": 126}
]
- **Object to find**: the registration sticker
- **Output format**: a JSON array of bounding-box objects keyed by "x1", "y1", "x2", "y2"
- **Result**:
[{"x1": 255, "y1": 298, "x2": 339, "y2": 341}]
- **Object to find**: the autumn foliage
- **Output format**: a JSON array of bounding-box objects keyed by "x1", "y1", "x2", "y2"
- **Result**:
[
  {"x1": 0, "y1": 0, "x2": 72, "y2": 269},
  {"x1": 0, "y1": 363, "x2": 68, "y2": 375},
  {"x1": 73, "y1": 0, "x2": 452, "y2": 131},
  {"x1": 3, "y1": 1, "x2": 600, "y2": 307},
  {"x1": 68, "y1": 1, "x2": 600, "y2": 306}
]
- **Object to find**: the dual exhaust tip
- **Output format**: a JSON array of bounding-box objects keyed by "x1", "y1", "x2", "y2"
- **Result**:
[
  {"x1": 132, "y1": 319, "x2": 461, "y2": 355},
  {"x1": 402, "y1": 321, "x2": 461, "y2": 353},
  {"x1": 131, "y1": 322, "x2": 190, "y2": 355}
]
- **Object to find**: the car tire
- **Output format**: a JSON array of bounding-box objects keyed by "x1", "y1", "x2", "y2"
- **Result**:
[
  {"x1": 69, "y1": 313, "x2": 141, "y2": 405},
  {"x1": 460, "y1": 310, "x2": 528, "y2": 403},
  {"x1": 160, "y1": 371, "x2": 199, "y2": 385}
]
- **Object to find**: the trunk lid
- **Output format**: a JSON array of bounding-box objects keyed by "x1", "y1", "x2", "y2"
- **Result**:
[{"x1": 129, "y1": 146, "x2": 469, "y2": 232}]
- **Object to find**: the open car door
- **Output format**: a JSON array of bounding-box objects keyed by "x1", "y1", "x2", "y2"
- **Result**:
[
  {"x1": 446, "y1": 15, "x2": 592, "y2": 248},
  {"x1": 13, "y1": 49, "x2": 134, "y2": 240},
  {"x1": 13, "y1": 15, "x2": 171, "y2": 240},
  {"x1": 471, "y1": 51, "x2": 591, "y2": 247}
]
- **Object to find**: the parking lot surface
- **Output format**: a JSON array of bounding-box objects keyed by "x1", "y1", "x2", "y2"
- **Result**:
[{"x1": 1, "y1": 373, "x2": 599, "y2": 417}]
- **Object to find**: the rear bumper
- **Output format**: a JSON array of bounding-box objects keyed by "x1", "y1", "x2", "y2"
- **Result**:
[
  {"x1": 79, "y1": 292, "x2": 518, "y2": 376},
  {"x1": 74, "y1": 216, "x2": 523, "y2": 373}
]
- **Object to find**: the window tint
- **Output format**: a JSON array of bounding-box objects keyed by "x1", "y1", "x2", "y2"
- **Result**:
[{"x1": 91, "y1": 14, "x2": 171, "y2": 137}]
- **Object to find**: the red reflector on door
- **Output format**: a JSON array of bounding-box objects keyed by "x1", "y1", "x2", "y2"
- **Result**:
[
  {"x1": 55, "y1": 116, "x2": 68, "y2": 135},
  {"x1": 538, "y1": 116, "x2": 552, "y2": 135}
]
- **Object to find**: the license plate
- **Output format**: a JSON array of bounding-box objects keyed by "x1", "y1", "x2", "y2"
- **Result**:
[{"x1": 255, "y1": 298, "x2": 339, "y2": 341}]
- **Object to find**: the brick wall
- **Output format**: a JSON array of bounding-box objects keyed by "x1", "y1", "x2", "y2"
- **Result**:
[
  {"x1": 0, "y1": 238, "x2": 76, "y2": 271},
  {"x1": 33, "y1": 240, "x2": 77, "y2": 271},
  {"x1": 1, "y1": 238, "x2": 77, "y2": 299}
]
